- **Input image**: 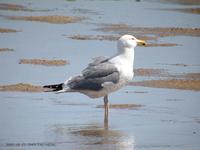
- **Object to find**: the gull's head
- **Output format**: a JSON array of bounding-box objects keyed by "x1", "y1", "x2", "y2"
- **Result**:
[{"x1": 117, "y1": 34, "x2": 146, "y2": 50}]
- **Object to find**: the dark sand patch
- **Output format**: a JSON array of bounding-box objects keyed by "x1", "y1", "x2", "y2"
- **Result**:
[
  {"x1": 157, "y1": 63, "x2": 189, "y2": 67},
  {"x1": 68, "y1": 34, "x2": 157, "y2": 41},
  {"x1": 160, "y1": 72, "x2": 200, "y2": 80},
  {"x1": 159, "y1": 0, "x2": 200, "y2": 5},
  {"x1": 146, "y1": 43, "x2": 178, "y2": 47},
  {"x1": 134, "y1": 68, "x2": 168, "y2": 77},
  {"x1": 166, "y1": 98, "x2": 184, "y2": 101},
  {"x1": 0, "y1": 48, "x2": 14, "y2": 52},
  {"x1": 68, "y1": 35, "x2": 177, "y2": 47},
  {"x1": 97, "y1": 24, "x2": 200, "y2": 37},
  {"x1": 7, "y1": 15, "x2": 84, "y2": 24},
  {"x1": 19, "y1": 59, "x2": 69, "y2": 66},
  {"x1": 54, "y1": 100, "x2": 90, "y2": 106},
  {"x1": 53, "y1": 124, "x2": 124, "y2": 140},
  {"x1": 66, "y1": 124, "x2": 133, "y2": 147},
  {"x1": 130, "y1": 79, "x2": 200, "y2": 91},
  {"x1": 125, "y1": 91, "x2": 148, "y2": 94},
  {"x1": 56, "y1": 103, "x2": 89, "y2": 106},
  {"x1": 0, "y1": 83, "x2": 43, "y2": 92},
  {"x1": 0, "y1": 28, "x2": 18, "y2": 33},
  {"x1": 69, "y1": 125, "x2": 123, "y2": 139},
  {"x1": 96, "y1": 104, "x2": 143, "y2": 109},
  {"x1": 158, "y1": 8, "x2": 200, "y2": 15},
  {"x1": 0, "y1": 3, "x2": 31, "y2": 11},
  {"x1": 134, "y1": 68, "x2": 200, "y2": 79},
  {"x1": 72, "y1": 128, "x2": 122, "y2": 138},
  {"x1": 72, "y1": 8, "x2": 101, "y2": 15},
  {"x1": 178, "y1": 73, "x2": 200, "y2": 80},
  {"x1": 69, "y1": 35, "x2": 119, "y2": 41},
  {"x1": 158, "y1": 63, "x2": 200, "y2": 67},
  {"x1": 194, "y1": 118, "x2": 200, "y2": 124}
]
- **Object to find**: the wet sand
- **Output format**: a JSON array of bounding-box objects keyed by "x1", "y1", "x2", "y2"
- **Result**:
[
  {"x1": 0, "y1": 3, "x2": 31, "y2": 11},
  {"x1": 180, "y1": 73, "x2": 200, "y2": 80},
  {"x1": 0, "y1": 83, "x2": 43, "y2": 92},
  {"x1": 130, "y1": 79, "x2": 200, "y2": 91},
  {"x1": 68, "y1": 34, "x2": 178, "y2": 47},
  {"x1": 19, "y1": 59, "x2": 69, "y2": 66},
  {"x1": 157, "y1": 8, "x2": 200, "y2": 15},
  {"x1": 7, "y1": 15, "x2": 84, "y2": 24},
  {"x1": 96, "y1": 104, "x2": 143, "y2": 109},
  {"x1": 69, "y1": 34, "x2": 119, "y2": 41},
  {"x1": 145, "y1": 43, "x2": 178, "y2": 47},
  {"x1": 97, "y1": 24, "x2": 200, "y2": 37},
  {"x1": 71, "y1": 126, "x2": 123, "y2": 138},
  {"x1": 0, "y1": 48, "x2": 14, "y2": 52},
  {"x1": 157, "y1": 63, "x2": 190, "y2": 67},
  {"x1": 134, "y1": 68, "x2": 168, "y2": 77},
  {"x1": 52, "y1": 124, "x2": 133, "y2": 149},
  {"x1": 0, "y1": 28, "x2": 18, "y2": 33},
  {"x1": 68, "y1": 34, "x2": 158, "y2": 41},
  {"x1": 135, "y1": 68, "x2": 200, "y2": 80},
  {"x1": 158, "y1": 0, "x2": 200, "y2": 5}
]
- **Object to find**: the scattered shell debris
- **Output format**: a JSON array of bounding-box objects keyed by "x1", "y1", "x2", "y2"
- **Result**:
[{"x1": 19, "y1": 59, "x2": 69, "y2": 66}]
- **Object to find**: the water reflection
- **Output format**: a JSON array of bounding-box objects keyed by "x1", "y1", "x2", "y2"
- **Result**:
[{"x1": 52, "y1": 116, "x2": 134, "y2": 150}]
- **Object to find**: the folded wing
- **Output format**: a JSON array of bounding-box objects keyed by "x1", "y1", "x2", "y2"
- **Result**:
[{"x1": 67, "y1": 58, "x2": 120, "y2": 91}]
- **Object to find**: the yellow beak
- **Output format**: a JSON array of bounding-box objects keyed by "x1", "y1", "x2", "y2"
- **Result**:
[{"x1": 136, "y1": 39, "x2": 147, "y2": 46}]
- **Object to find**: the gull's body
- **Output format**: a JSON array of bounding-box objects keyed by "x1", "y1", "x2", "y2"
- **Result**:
[{"x1": 44, "y1": 35, "x2": 146, "y2": 117}]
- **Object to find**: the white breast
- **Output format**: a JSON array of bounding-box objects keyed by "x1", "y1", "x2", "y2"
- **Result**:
[{"x1": 110, "y1": 55, "x2": 134, "y2": 82}]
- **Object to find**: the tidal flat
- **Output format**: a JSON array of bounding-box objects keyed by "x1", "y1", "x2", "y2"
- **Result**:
[{"x1": 0, "y1": 0, "x2": 200, "y2": 150}]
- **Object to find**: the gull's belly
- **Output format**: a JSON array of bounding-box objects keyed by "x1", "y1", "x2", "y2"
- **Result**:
[{"x1": 80, "y1": 79, "x2": 128, "y2": 99}]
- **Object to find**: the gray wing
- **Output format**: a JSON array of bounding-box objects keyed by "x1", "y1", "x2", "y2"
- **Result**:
[
  {"x1": 88, "y1": 56, "x2": 108, "y2": 66},
  {"x1": 67, "y1": 58, "x2": 120, "y2": 91}
]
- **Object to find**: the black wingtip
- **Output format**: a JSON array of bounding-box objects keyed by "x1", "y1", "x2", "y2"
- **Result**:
[{"x1": 43, "y1": 83, "x2": 63, "y2": 91}]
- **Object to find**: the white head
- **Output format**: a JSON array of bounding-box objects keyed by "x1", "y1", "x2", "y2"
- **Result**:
[{"x1": 117, "y1": 35, "x2": 146, "y2": 52}]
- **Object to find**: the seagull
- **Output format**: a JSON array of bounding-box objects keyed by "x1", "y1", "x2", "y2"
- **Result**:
[{"x1": 43, "y1": 35, "x2": 146, "y2": 117}]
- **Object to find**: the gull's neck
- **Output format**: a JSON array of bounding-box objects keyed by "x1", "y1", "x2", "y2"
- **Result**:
[
  {"x1": 110, "y1": 47, "x2": 135, "y2": 67},
  {"x1": 117, "y1": 46, "x2": 134, "y2": 62},
  {"x1": 119, "y1": 47, "x2": 134, "y2": 58}
]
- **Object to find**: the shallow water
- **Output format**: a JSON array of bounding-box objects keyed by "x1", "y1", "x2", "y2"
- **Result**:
[{"x1": 0, "y1": 0, "x2": 200, "y2": 150}]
